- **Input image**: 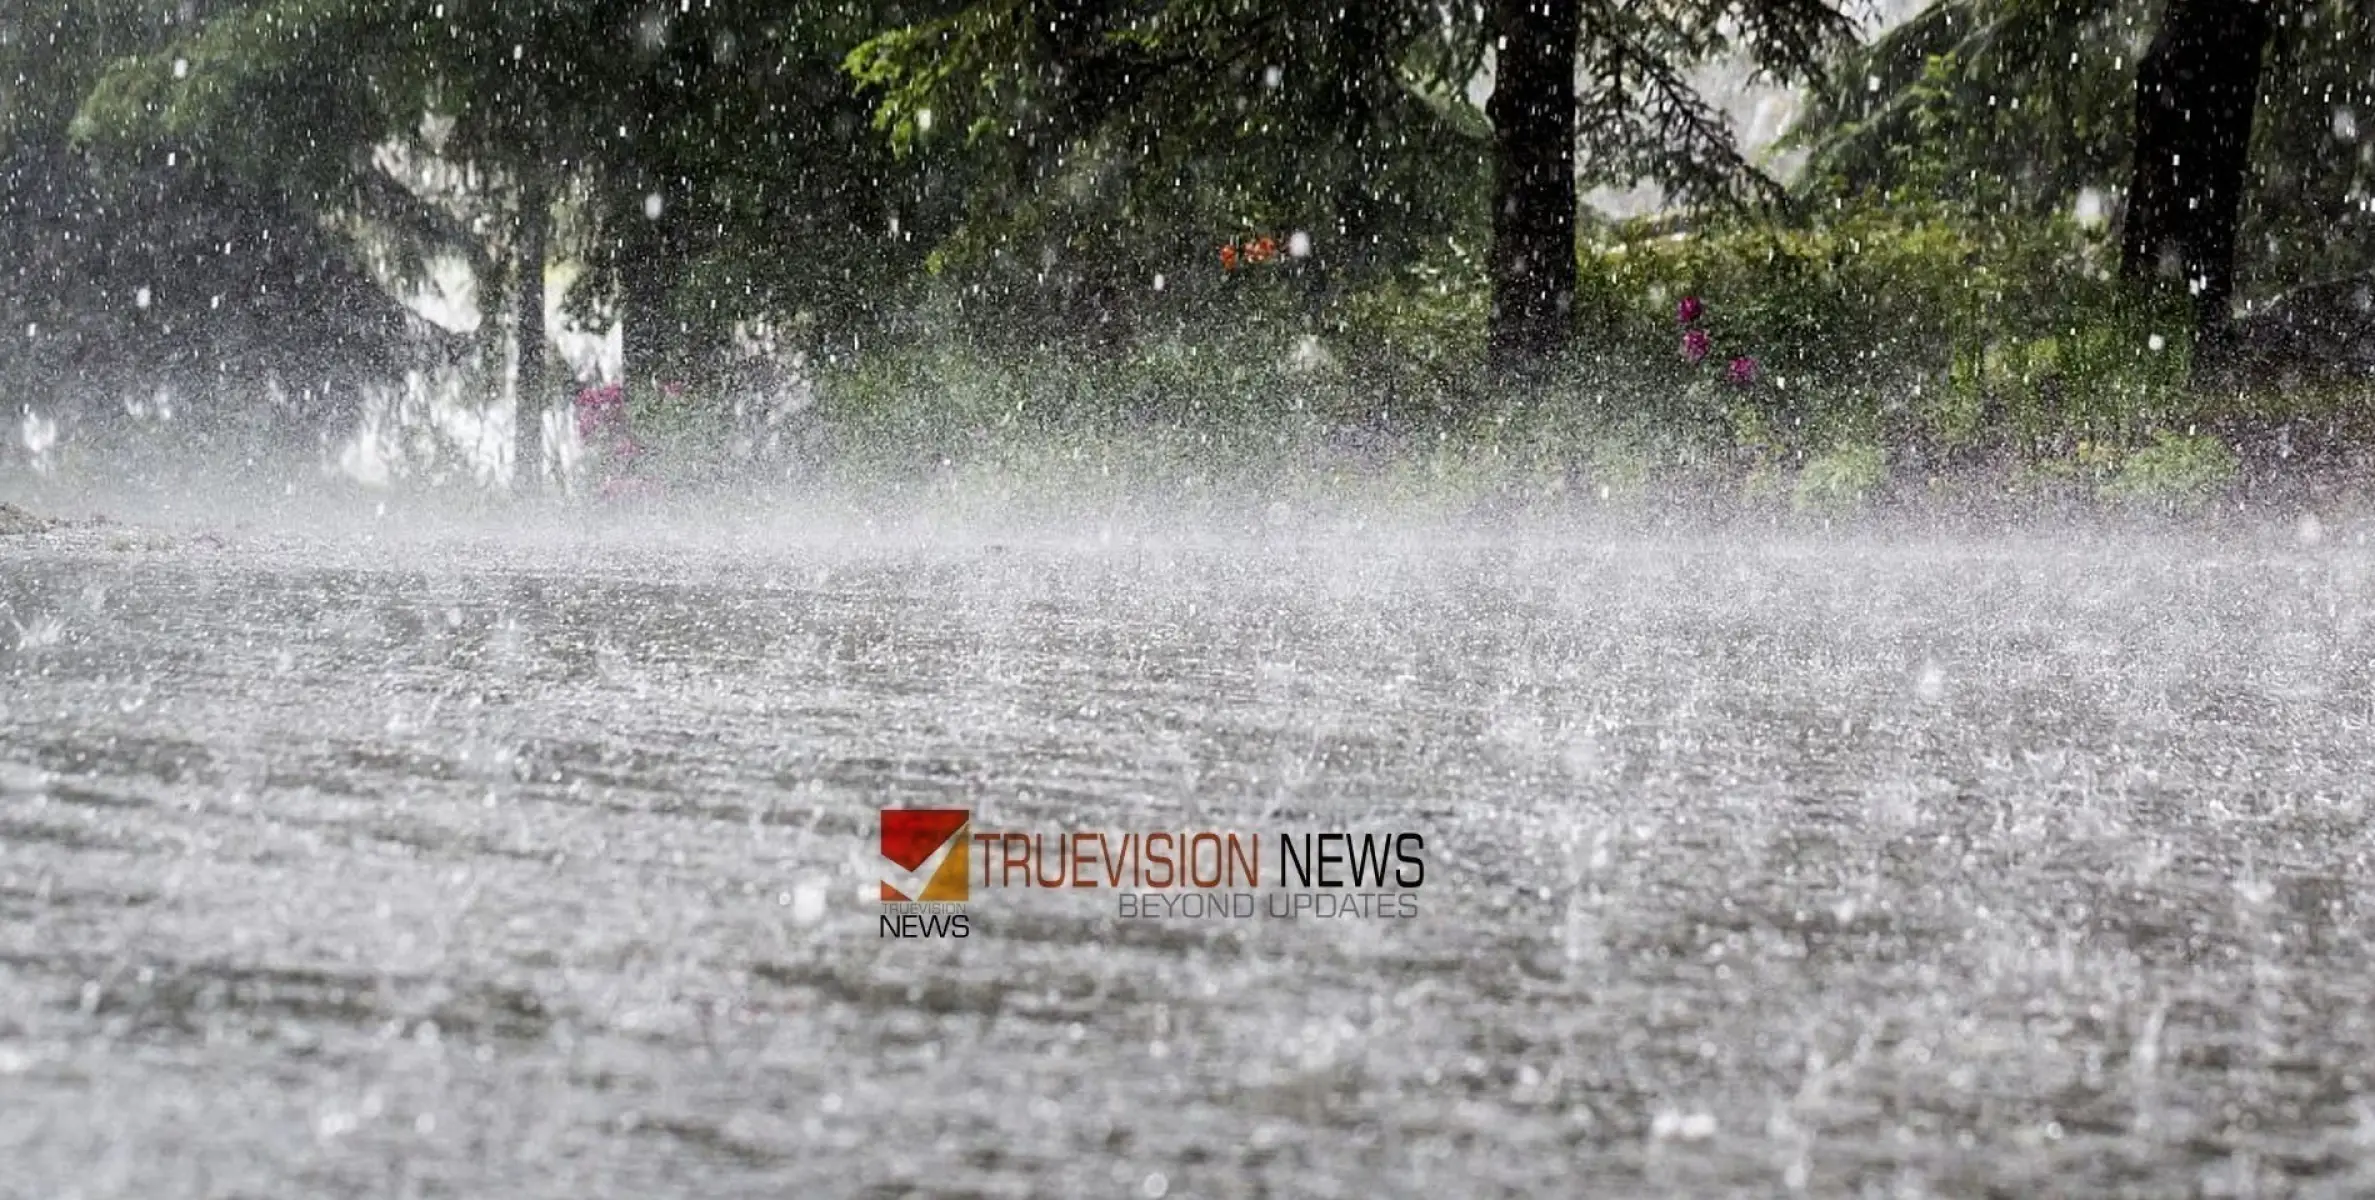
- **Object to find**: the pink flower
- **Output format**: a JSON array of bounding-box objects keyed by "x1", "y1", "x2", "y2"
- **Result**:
[
  {"x1": 1727, "y1": 356, "x2": 1758, "y2": 385},
  {"x1": 1677, "y1": 295, "x2": 1704, "y2": 325},
  {"x1": 1682, "y1": 329, "x2": 1712, "y2": 363},
  {"x1": 573, "y1": 382, "x2": 627, "y2": 438}
]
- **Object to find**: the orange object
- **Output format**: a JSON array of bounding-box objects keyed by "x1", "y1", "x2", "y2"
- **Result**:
[
  {"x1": 1247, "y1": 235, "x2": 1278, "y2": 264},
  {"x1": 1219, "y1": 243, "x2": 1239, "y2": 271}
]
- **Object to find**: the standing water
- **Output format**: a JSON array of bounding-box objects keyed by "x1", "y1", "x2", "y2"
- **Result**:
[{"x1": 4, "y1": 507, "x2": 2374, "y2": 1196}]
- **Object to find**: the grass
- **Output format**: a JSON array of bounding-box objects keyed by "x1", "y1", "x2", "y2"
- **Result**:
[{"x1": 606, "y1": 331, "x2": 2368, "y2": 526}]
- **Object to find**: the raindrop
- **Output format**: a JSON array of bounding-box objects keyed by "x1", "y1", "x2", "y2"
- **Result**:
[
  {"x1": 1263, "y1": 65, "x2": 1283, "y2": 88},
  {"x1": 644, "y1": 194, "x2": 664, "y2": 220},
  {"x1": 2147, "y1": 333, "x2": 2167, "y2": 352},
  {"x1": 789, "y1": 882, "x2": 827, "y2": 924},
  {"x1": 1288, "y1": 231, "x2": 1311, "y2": 258},
  {"x1": 134, "y1": 287, "x2": 152, "y2": 309},
  {"x1": 2335, "y1": 107, "x2": 2359, "y2": 142},
  {"x1": 2073, "y1": 188, "x2": 2107, "y2": 229},
  {"x1": 1915, "y1": 659, "x2": 1945, "y2": 702},
  {"x1": 1650, "y1": 1110, "x2": 1718, "y2": 1141},
  {"x1": 172, "y1": 58, "x2": 188, "y2": 79}
]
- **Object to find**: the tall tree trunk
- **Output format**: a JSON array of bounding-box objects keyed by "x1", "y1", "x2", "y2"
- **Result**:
[
  {"x1": 1324, "y1": 7, "x2": 1383, "y2": 296},
  {"x1": 1486, "y1": 0, "x2": 1580, "y2": 377},
  {"x1": 619, "y1": 185, "x2": 679, "y2": 416},
  {"x1": 2119, "y1": 0, "x2": 2271, "y2": 373},
  {"x1": 514, "y1": 171, "x2": 549, "y2": 496}
]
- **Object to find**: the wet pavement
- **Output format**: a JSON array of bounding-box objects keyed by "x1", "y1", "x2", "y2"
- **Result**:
[{"x1": 5, "y1": 511, "x2": 2375, "y2": 1197}]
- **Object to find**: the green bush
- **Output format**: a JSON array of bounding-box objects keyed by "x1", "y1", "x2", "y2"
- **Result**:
[
  {"x1": 1793, "y1": 442, "x2": 1889, "y2": 514},
  {"x1": 767, "y1": 203, "x2": 2316, "y2": 512},
  {"x1": 2098, "y1": 429, "x2": 2239, "y2": 511},
  {"x1": 1567, "y1": 206, "x2": 2195, "y2": 454}
]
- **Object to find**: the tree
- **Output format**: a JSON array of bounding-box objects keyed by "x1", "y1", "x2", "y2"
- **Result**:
[
  {"x1": 68, "y1": 0, "x2": 933, "y2": 481},
  {"x1": 1797, "y1": 0, "x2": 2375, "y2": 317},
  {"x1": 1486, "y1": 0, "x2": 1581, "y2": 370},
  {"x1": 514, "y1": 172, "x2": 551, "y2": 494},
  {"x1": 847, "y1": 0, "x2": 1495, "y2": 346},
  {"x1": 2117, "y1": 0, "x2": 2271, "y2": 362},
  {"x1": 3, "y1": 0, "x2": 409, "y2": 444},
  {"x1": 850, "y1": 0, "x2": 1851, "y2": 378}
]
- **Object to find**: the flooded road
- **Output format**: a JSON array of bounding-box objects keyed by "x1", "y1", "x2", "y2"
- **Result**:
[{"x1": 5, "y1": 511, "x2": 2375, "y2": 1197}]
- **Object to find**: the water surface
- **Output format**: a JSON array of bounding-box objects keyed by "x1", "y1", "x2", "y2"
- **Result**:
[{"x1": 5, "y1": 514, "x2": 2374, "y2": 1196}]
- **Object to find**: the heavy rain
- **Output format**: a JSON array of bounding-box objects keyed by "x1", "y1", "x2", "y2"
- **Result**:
[{"x1": 5, "y1": 0, "x2": 2375, "y2": 1196}]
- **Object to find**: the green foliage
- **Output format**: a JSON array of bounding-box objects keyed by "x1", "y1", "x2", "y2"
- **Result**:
[
  {"x1": 4, "y1": 0, "x2": 2364, "y2": 507},
  {"x1": 2097, "y1": 428, "x2": 2240, "y2": 510},
  {"x1": 1794, "y1": 0, "x2": 2375, "y2": 295},
  {"x1": 1569, "y1": 206, "x2": 2196, "y2": 452},
  {"x1": 844, "y1": 0, "x2": 1854, "y2": 349},
  {"x1": 1793, "y1": 441, "x2": 1887, "y2": 513},
  {"x1": 844, "y1": 0, "x2": 1497, "y2": 345},
  {"x1": 1794, "y1": 0, "x2": 2140, "y2": 216}
]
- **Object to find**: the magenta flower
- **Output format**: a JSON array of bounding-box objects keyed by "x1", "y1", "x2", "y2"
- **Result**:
[
  {"x1": 1727, "y1": 356, "x2": 1758, "y2": 385},
  {"x1": 1683, "y1": 329, "x2": 1712, "y2": 363},
  {"x1": 1677, "y1": 295, "x2": 1704, "y2": 325},
  {"x1": 573, "y1": 381, "x2": 632, "y2": 440}
]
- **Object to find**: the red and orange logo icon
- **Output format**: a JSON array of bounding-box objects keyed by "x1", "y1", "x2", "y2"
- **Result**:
[{"x1": 879, "y1": 809, "x2": 970, "y2": 902}]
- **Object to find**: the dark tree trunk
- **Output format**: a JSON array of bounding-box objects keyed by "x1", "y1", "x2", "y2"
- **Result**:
[
  {"x1": 514, "y1": 172, "x2": 549, "y2": 496},
  {"x1": 2119, "y1": 0, "x2": 2271, "y2": 371},
  {"x1": 618, "y1": 43, "x2": 695, "y2": 417},
  {"x1": 619, "y1": 186, "x2": 682, "y2": 416},
  {"x1": 1324, "y1": 6, "x2": 1384, "y2": 293},
  {"x1": 1486, "y1": 0, "x2": 1580, "y2": 376}
]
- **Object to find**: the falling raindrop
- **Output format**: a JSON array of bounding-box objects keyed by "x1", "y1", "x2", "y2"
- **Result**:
[
  {"x1": 2074, "y1": 188, "x2": 2107, "y2": 228},
  {"x1": 1915, "y1": 659, "x2": 1946, "y2": 702}
]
